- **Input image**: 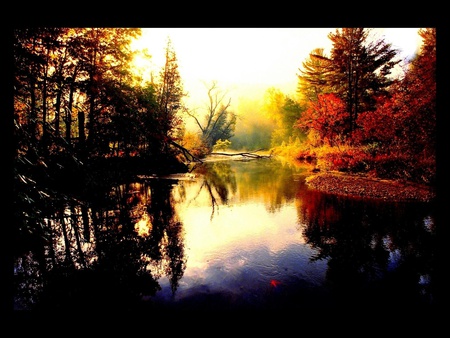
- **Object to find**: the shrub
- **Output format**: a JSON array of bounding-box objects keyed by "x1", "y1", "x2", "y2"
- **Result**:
[{"x1": 319, "y1": 146, "x2": 369, "y2": 173}]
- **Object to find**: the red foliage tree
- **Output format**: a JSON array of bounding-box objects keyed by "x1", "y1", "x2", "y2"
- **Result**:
[
  {"x1": 355, "y1": 28, "x2": 436, "y2": 183},
  {"x1": 296, "y1": 93, "x2": 349, "y2": 146},
  {"x1": 354, "y1": 95, "x2": 398, "y2": 149}
]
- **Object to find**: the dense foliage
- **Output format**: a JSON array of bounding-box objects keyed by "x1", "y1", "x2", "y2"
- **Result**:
[
  {"x1": 13, "y1": 28, "x2": 188, "y2": 244},
  {"x1": 13, "y1": 28, "x2": 188, "y2": 163},
  {"x1": 13, "y1": 27, "x2": 436, "y2": 249},
  {"x1": 294, "y1": 28, "x2": 436, "y2": 185},
  {"x1": 11, "y1": 27, "x2": 437, "y2": 313}
]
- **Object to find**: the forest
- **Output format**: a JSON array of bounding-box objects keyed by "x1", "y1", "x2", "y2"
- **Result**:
[
  {"x1": 231, "y1": 28, "x2": 436, "y2": 187},
  {"x1": 12, "y1": 28, "x2": 436, "y2": 245}
]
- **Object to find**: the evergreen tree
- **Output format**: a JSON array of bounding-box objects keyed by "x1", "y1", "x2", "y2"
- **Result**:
[
  {"x1": 327, "y1": 28, "x2": 400, "y2": 137},
  {"x1": 155, "y1": 38, "x2": 185, "y2": 154},
  {"x1": 297, "y1": 48, "x2": 332, "y2": 104}
]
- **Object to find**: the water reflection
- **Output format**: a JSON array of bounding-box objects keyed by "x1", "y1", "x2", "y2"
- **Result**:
[
  {"x1": 298, "y1": 188, "x2": 436, "y2": 308},
  {"x1": 14, "y1": 179, "x2": 186, "y2": 313},
  {"x1": 13, "y1": 158, "x2": 437, "y2": 313}
]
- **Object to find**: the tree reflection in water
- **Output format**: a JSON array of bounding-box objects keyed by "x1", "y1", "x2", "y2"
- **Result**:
[
  {"x1": 14, "y1": 178, "x2": 186, "y2": 313},
  {"x1": 298, "y1": 188, "x2": 436, "y2": 309},
  {"x1": 13, "y1": 159, "x2": 438, "y2": 314}
]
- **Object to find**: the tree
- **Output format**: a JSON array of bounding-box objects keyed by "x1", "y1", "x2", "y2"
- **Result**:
[
  {"x1": 13, "y1": 28, "x2": 68, "y2": 149},
  {"x1": 229, "y1": 98, "x2": 273, "y2": 151},
  {"x1": 262, "y1": 88, "x2": 304, "y2": 147},
  {"x1": 281, "y1": 97, "x2": 305, "y2": 141},
  {"x1": 77, "y1": 28, "x2": 141, "y2": 158},
  {"x1": 155, "y1": 38, "x2": 185, "y2": 154},
  {"x1": 187, "y1": 81, "x2": 237, "y2": 152},
  {"x1": 356, "y1": 28, "x2": 436, "y2": 184},
  {"x1": 13, "y1": 27, "x2": 196, "y2": 266},
  {"x1": 262, "y1": 87, "x2": 285, "y2": 147},
  {"x1": 326, "y1": 28, "x2": 400, "y2": 136},
  {"x1": 13, "y1": 27, "x2": 192, "y2": 166},
  {"x1": 296, "y1": 93, "x2": 348, "y2": 146},
  {"x1": 297, "y1": 48, "x2": 332, "y2": 104},
  {"x1": 13, "y1": 28, "x2": 142, "y2": 158}
]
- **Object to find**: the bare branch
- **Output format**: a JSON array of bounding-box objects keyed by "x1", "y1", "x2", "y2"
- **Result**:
[
  {"x1": 210, "y1": 150, "x2": 272, "y2": 159},
  {"x1": 170, "y1": 140, "x2": 203, "y2": 163}
]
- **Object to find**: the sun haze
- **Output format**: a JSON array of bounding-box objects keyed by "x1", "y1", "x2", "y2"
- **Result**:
[{"x1": 131, "y1": 28, "x2": 422, "y2": 110}]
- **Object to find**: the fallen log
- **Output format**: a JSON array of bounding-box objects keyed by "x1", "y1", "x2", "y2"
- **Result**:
[{"x1": 210, "y1": 149, "x2": 272, "y2": 159}]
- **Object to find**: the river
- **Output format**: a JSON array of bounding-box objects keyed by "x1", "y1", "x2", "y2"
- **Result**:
[{"x1": 13, "y1": 156, "x2": 438, "y2": 315}]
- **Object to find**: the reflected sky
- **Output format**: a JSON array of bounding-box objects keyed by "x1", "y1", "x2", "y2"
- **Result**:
[
  {"x1": 151, "y1": 161, "x2": 328, "y2": 306},
  {"x1": 14, "y1": 158, "x2": 436, "y2": 312}
]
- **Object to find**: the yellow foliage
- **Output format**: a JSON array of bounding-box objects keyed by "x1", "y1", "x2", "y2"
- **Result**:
[
  {"x1": 213, "y1": 139, "x2": 232, "y2": 151},
  {"x1": 180, "y1": 131, "x2": 202, "y2": 149}
]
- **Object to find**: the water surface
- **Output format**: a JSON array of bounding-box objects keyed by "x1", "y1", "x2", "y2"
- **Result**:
[{"x1": 13, "y1": 157, "x2": 437, "y2": 314}]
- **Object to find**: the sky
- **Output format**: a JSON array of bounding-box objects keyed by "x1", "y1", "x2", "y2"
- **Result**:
[{"x1": 131, "y1": 28, "x2": 423, "y2": 111}]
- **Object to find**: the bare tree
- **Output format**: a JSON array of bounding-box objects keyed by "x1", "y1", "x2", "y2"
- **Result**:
[{"x1": 187, "y1": 81, "x2": 236, "y2": 151}]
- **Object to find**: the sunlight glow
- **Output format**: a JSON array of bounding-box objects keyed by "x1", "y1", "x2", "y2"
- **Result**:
[
  {"x1": 135, "y1": 212, "x2": 151, "y2": 237},
  {"x1": 178, "y1": 202, "x2": 304, "y2": 271},
  {"x1": 131, "y1": 28, "x2": 422, "y2": 109}
]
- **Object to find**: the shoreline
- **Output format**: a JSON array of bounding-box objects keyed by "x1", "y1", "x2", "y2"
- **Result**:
[{"x1": 305, "y1": 171, "x2": 436, "y2": 203}]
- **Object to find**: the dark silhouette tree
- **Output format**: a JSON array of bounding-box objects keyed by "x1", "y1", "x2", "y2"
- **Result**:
[
  {"x1": 75, "y1": 28, "x2": 141, "y2": 158},
  {"x1": 13, "y1": 28, "x2": 68, "y2": 150},
  {"x1": 154, "y1": 38, "x2": 185, "y2": 155}
]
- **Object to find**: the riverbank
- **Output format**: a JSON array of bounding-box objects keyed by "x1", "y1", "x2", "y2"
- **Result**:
[{"x1": 305, "y1": 171, "x2": 436, "y2": 202}]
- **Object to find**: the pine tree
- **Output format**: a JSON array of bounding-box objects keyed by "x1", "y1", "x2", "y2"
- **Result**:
[
  {"x1": 327, "y1": 28, "x2": 400, "y2": 137},
  {"x1": 156, "y1": 38, "x2": 185, "y2": 154},
  {"x1": 297, "y1": 48, "x2": 332, "y2": 104}
]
